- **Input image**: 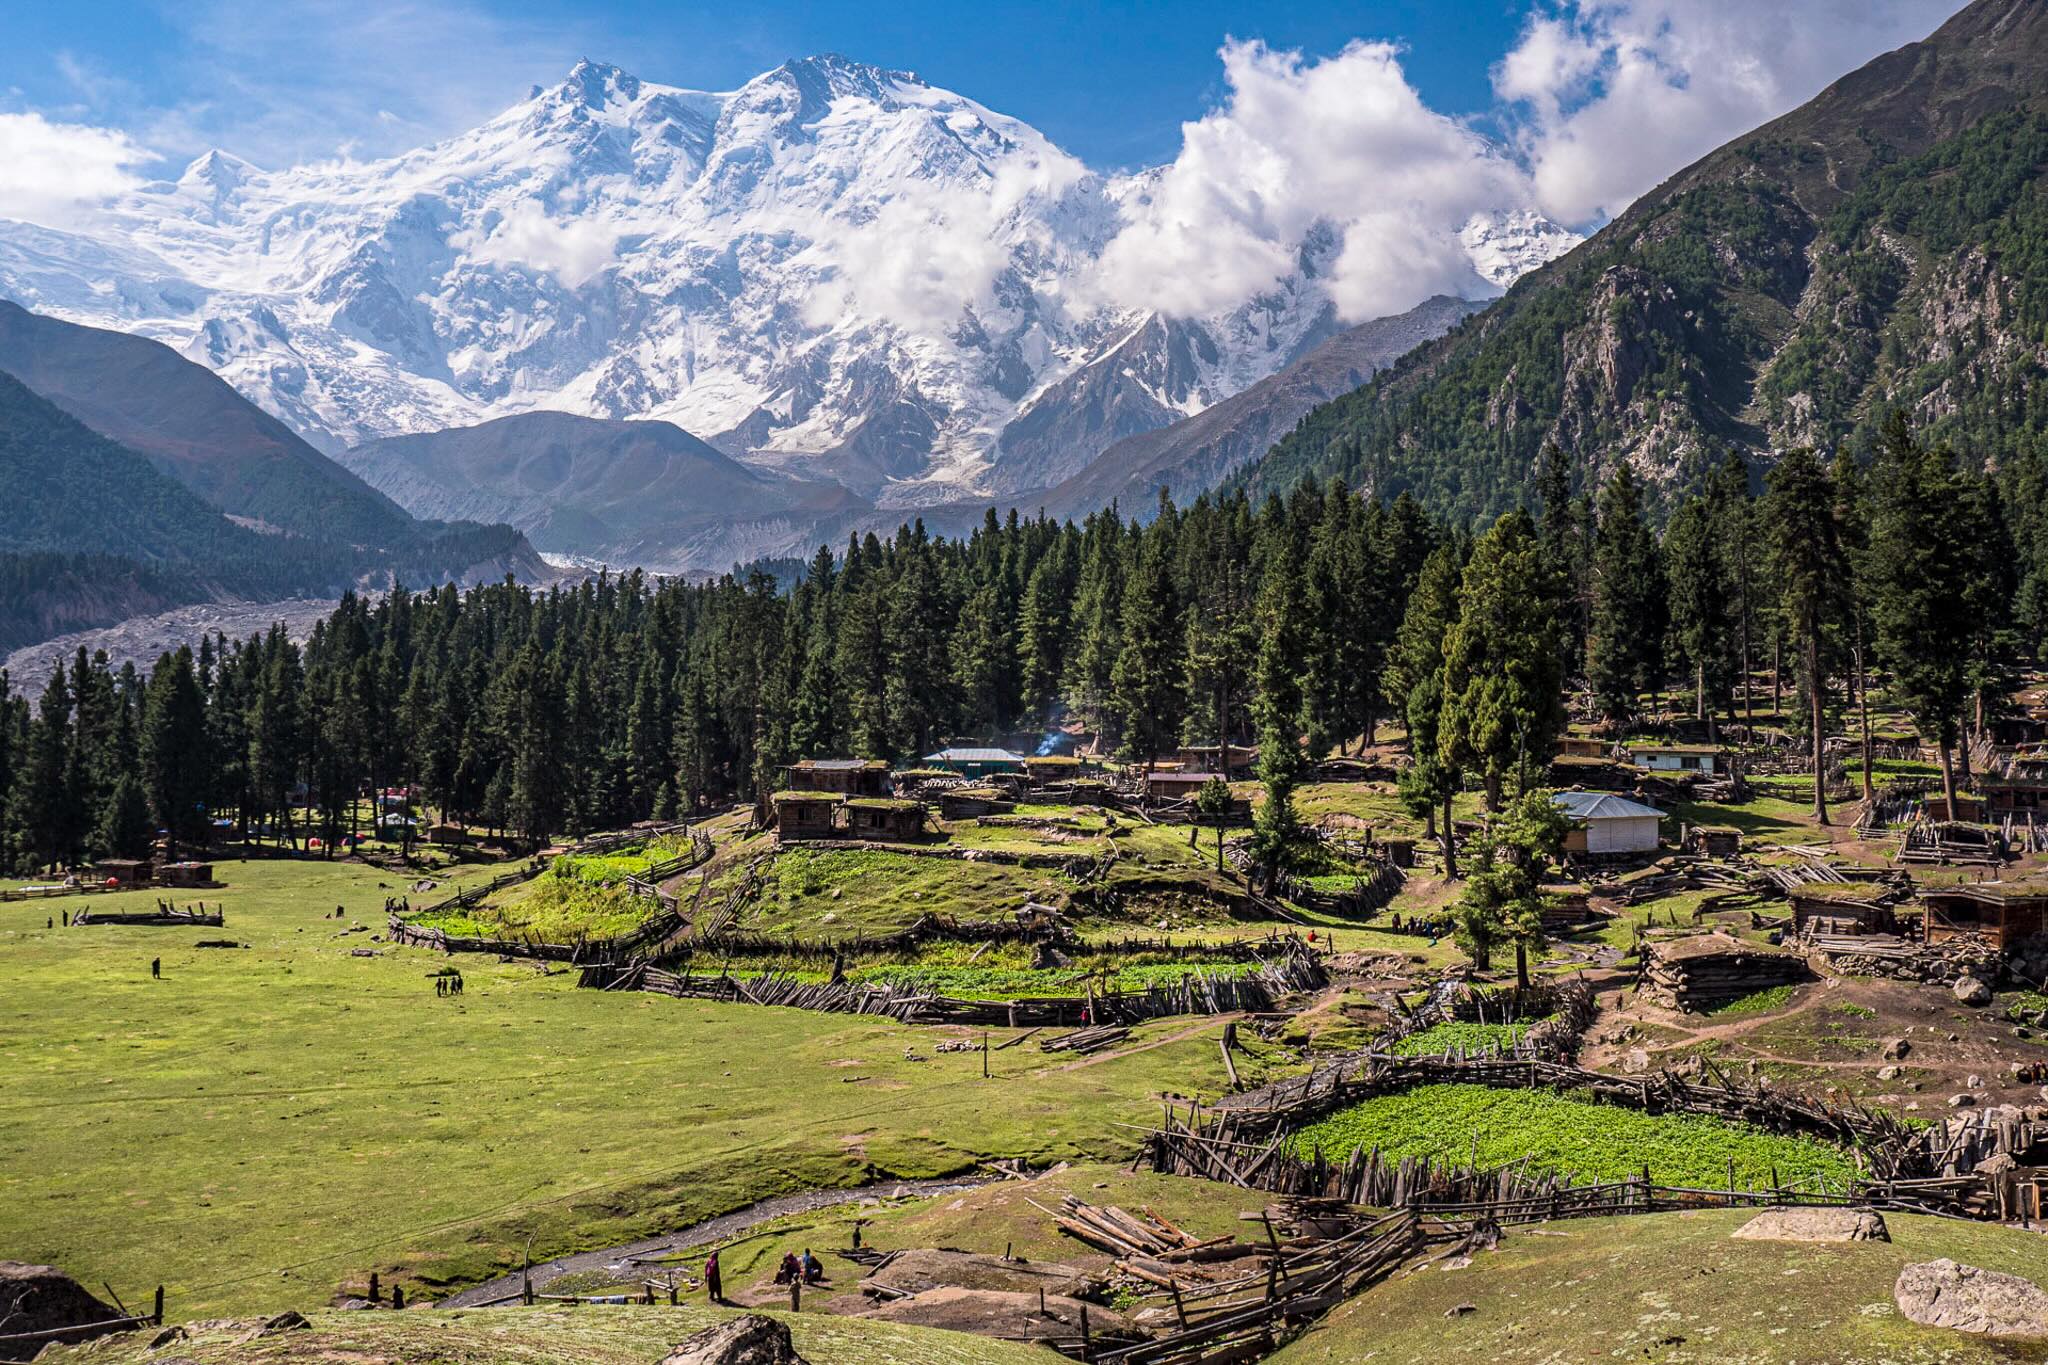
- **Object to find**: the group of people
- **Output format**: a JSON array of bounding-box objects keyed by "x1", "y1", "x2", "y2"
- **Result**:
[
  {"x1": 773, "y1": 1249, "x2": 824, "y2": 1286},
  {"x1": 697, "y1": 1245, "x2": 823, "y2": 1304},
  {"x1": 435, "y1": 972, "x2": 464, "y2": 996}
]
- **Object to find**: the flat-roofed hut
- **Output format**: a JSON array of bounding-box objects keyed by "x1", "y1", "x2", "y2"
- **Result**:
[
  {"x1": 157, "y1": 861, "x2": 215, "y2": 889},
  {"x1": 938, "y1": 787, "x2": 1013, "y2": 820},
  {"x1": 1920, "y1": 880, "x2": 2048, "y2": 952},
  {"x1": 784, "y1": 758, "x2": 892, "y2": 797},
  {"x1": 845, "y1": 797, "x2": 926, "y2": 841},
  {"x1": 923, "y1": 747, "x2": 1027, "y2": 779},
  {"x1": 1684, "y1": 825, "x2": 1742, "y2": 857},
  {"x1": 1788, "y1": 881, "x2": 1896, "y2": 938},
  {"x1": 771, "y1": 790, "x2": 841, "y2": 839},
  {"x1": 1023, "y1": 754, "x2": 1084, "y2": 787},
  {"x1": 1641, "y1": 932, "x2": 1809, "y2": 1012},
  {"x1": 93, "y1": 858, "x2": 150, "y2": 887}
]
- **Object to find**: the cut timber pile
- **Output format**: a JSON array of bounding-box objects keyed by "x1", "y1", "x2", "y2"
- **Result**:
[
  {"x1": 1640, "y1": 932, "x2": 1809, "y2": 1012},
  {"x1": 71, "y1": 903, "x2": 223, "y2": 927},
  {"x1": 1039, "y1": 1025, "x2": 1130, "y2": 1054},
  {"x1": 1041, "y1": 1197, "x2": 1204, "y2": 1259}
]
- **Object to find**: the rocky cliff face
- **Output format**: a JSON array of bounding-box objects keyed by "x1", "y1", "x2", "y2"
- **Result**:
[{"x1": 1243, "y1": 0, "x2": 2048, "y2": 516}]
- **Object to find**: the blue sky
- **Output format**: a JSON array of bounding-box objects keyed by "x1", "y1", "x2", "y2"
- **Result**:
[
  {"x1": 5, "y1": 0, "x2": 1531, "y2": 171},
  {"x1": 0, "y1": 0, "x2": 1970, "y2": 238}
]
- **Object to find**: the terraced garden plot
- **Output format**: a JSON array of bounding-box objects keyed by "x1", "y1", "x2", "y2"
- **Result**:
[{"x1": 1283, "y1": 1084, "x2": 1857, "y2": 1188}]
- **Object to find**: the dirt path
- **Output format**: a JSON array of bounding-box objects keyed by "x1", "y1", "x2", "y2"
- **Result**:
[{"x1": 438, "y1": 1174, "x2": 1001, "y2": 1308}]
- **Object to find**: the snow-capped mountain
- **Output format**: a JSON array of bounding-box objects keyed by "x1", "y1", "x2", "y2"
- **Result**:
[{"x1": 0, "y1": 56, "x2": 1576, "y2": 513}]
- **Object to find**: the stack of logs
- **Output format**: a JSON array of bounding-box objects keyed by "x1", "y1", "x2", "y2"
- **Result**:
[
  {"x1": 1040, "y1": 1025, "x2": 1131, "y2": 1055},
  {"x1": 1638, "y1": 933, "x2": 1810, "y2": 1011}
]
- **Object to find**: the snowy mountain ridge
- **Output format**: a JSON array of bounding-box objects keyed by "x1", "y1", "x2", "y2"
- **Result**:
[{"x1": 0, "y1": 56, "x2": 1578, "y2": 506}]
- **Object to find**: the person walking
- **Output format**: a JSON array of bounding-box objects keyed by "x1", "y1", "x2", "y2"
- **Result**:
[{"x1": 704, "y1": 1248, "x2": 723, "y2": 1303}]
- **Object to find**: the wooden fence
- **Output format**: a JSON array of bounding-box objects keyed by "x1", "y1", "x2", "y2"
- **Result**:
[
  {"x1": 71, "y1": 902, "x2": 224, "y2": 927},
  {"x1": 580, "y1": 945, "x2": 1328, "y2": 1027}
]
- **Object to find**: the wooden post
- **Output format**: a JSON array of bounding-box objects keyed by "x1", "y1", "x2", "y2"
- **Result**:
[
  {"x1": 789, "y1": 1279, "x2": 800, "y2": 1313},
  {"x1": 153, "y1": 1286, "x2": 164, "y2": 1326},
  {"x1": 668, "y1": 1280, "x2": 678, "y2": 1305},
  {"x1": 1080, "y1": 1304, "x2": 1093, "y2": 1362},
  {"x1": 983, "y1": 1032, "x2": 990, "y2": 1079},
  {"x1": 369, "y1": 1272, "x2": 380, "y2": 1304},
  {"x1": 1169, "y1": 1277, "x2": 1188, "y2": 1328}
]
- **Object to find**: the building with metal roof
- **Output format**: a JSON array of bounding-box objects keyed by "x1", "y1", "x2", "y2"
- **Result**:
[{"x1": 1552, "y1": 790, "x2": 1664, "y2": 854}]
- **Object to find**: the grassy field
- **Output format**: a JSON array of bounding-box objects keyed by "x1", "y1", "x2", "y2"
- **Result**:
[
  {"x1": 1273, "y1": 1208, "x2": 2048, "y2": 1365},
  {"x1": 1284, "y1": 1084, "x2": 1858, "y2": 1188},
  {"x1": 0, "y1": 857, "x2": 1236, "y2": 1317},
  {"x1": 43, "y1": 1305, "x2": 1060, "y2": 1364}
]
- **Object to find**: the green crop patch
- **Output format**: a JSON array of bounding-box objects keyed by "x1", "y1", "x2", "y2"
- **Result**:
[
  {"x1": 1285, "y1": 1084, "x2": 1856, "y2": 1188},
  {"x1": 1386, "y1": 1020, "x2": 1539, "y2": 1057}
]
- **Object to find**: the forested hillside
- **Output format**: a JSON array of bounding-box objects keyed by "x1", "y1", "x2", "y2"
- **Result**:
[
  {"x1": 0, "y1": 372, "x2": 363, "y2": 650},
  {"x1": 1242, "y1": 0, "x2": 2048, "y2": 547}
]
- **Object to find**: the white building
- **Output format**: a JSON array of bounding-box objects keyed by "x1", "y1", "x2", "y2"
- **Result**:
[{"x1": 1553, "y1": 791, "x2": 1664, "y2": 855}]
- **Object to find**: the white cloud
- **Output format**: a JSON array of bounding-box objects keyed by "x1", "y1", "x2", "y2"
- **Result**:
[
  {"x1": 0, "y1": 111, "x2": 149, "y2": 227},
  {"x1": 1499, "y1": 0, "x2": 1966, "y2": 225},
  {"x1": 1092, "y1": 39, "x2": 1529, "y2": 323},
  {"x1": 452, "y1": 202, "x2": 625, "y2": 287},
  {"x1": 800, "y1": 148, "x2": 1089, "y2": 333}
]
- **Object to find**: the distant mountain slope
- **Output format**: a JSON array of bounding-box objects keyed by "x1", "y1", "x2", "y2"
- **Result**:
[
  {"x1": 0, "y1": 301, "x2": 545, "y2": 585},
  {"x1": 0, "y1": 369, "x2": 356, "y2": 649},
  {"x1": 0, "y1": 300, "x2": 411, "y2": 546},
  {"x1": 343, "y1": 411, "x2": 866, "y2": 571},
  {"x1": 1241, "y1": 0, "x2": 2048, "y2": 519},
  {"x1": 1041, "y1": 295, "x2": 1480, "y2": 518}
]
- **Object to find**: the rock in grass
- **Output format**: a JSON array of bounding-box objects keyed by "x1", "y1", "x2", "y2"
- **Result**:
[
  {"x1": 259, "y1": 1310, "x2": 311, "y2": 1334},
  {"x1": 1895, "y1": 1259, "x2": 2048, "y2": 1338},
  {"x1": 1731, "y1": 1207, "x2": 1888, "y2": 1243},
  {"x1": 1955, "y1": 977, "x2": 1992, "y2": 1007},
  {"x1": 0, "y1": 1261, "x2": 123, "y2": 1354},
  {"x1": 1883, "y1": 1037, "x2": 1911, "y2": 1060},
  {"x1": 662, "y1": 1313, "x2": 810, "y2": 1365}
]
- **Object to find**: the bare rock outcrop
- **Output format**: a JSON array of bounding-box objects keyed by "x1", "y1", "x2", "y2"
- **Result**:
[
  {"x1": 1731, "y1": 1207, "x2": 1888, "y2": 1243},
  {"x1": 0, "y1": 1262, "x2": 122, "y2": 1362},
  {"x1": 662, "y1": 1313, "x2": 810, "y2": 1365},
  {"x1": 1895, "y1": 1259, "x2": 2048, "y2": 1338}
]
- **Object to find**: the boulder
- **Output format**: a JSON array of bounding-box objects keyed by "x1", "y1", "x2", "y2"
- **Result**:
[
  {"x1": 0, "y1": 1262, "x2": 122, "y2": 1362},
  {"x1": 1731, "y1": 1207, "x2": 1889, "y2": 1243},
  {"x1": 259, "y1": 1310, "x2": 310, "y2": 1335},
  {"x1": 1955, "y1": 977, "x2": 1993, "y2": 1007},
  {"x1": 1883, "y1": 1038, "x2": 1912, "y2": 1060},
  {"x1": 1895, "y1": 1259, "x2": 2048, "y2": 1338},
  {"x1": 1877, "y1": 1065, "x2": 1901, "y2": 1082},
  {"x1": 662, "y1": 1314, "x2": 810, "y2": 1365}
]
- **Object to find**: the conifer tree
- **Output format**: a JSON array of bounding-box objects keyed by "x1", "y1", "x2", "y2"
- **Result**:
[
  {"x1": 1586, "y1": 467, "x2": 1667, "y2": 729},
  {"x1": 141, "y1": 646, "x2": 210, "y2": 859},
  {"x1": 1663, "y1": 496, "x2": 1734, "y2": 740},
  {"x1": 1249, "y1": 527, "x2": 1312, "y2": 887},
  {"x1": 1386, "y1": 544, "x2": 1464, "y2": 875},
  {"x1": 1111, "y1": 530, "x2": 1184, "y2": 769},
  {"x1": 1440, "y1": 511, "x2": 1567, "y2": 811},
  {"x1": 1764, "y1": 448, "x2": 1848, "y2": 824},
  {"x1": 1866, "y1": 416, "x2": 1978, "y2": 814}
]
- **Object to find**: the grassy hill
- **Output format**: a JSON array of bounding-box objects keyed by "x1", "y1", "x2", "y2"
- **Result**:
[
  {"x1": 1273, "y1": 1208, "x2": 2048, "y2": 1365},
  {"x1": 0, "y1": 857, "x2": 1235, "y2": 1315},
  {"x1": 1241, "y1": 0, "x2": 2048, "y2": 523}
]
